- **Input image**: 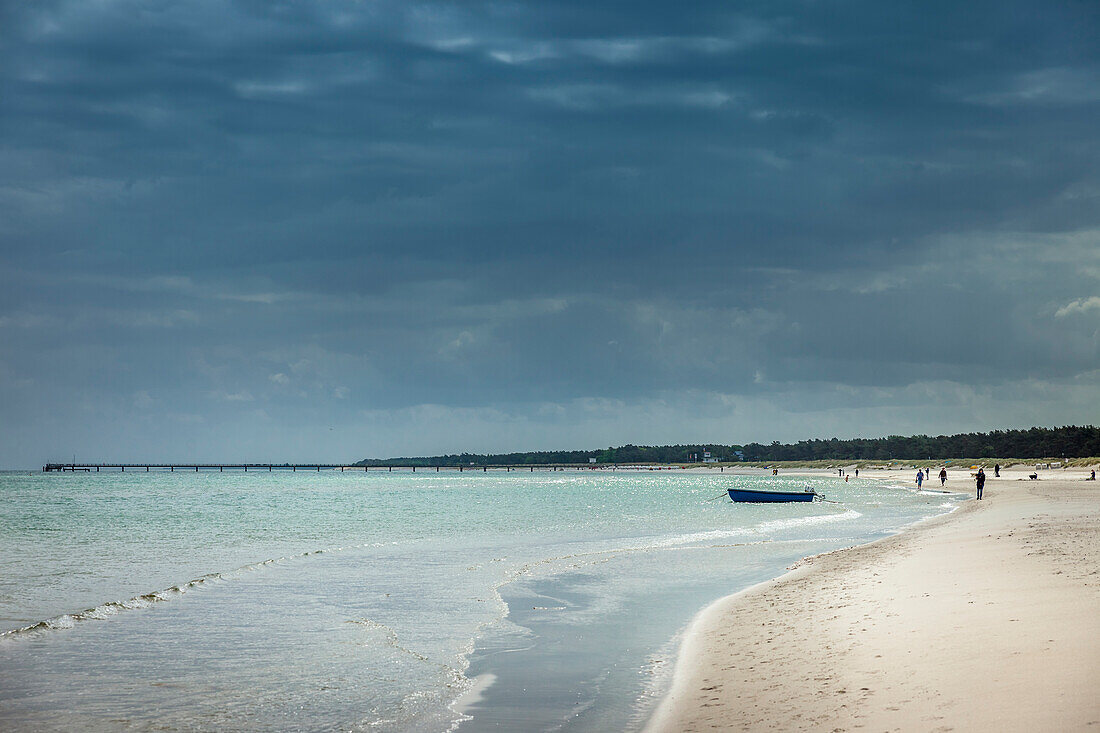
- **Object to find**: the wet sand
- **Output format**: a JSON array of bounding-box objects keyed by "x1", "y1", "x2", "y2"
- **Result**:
[{"x1": 646, "y1": 466, "x2": 1100, "y2": 732}]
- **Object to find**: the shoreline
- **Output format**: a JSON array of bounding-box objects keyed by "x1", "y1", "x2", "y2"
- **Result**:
[
  {"x1": 444, "y1": 471, "x2": 954, "y2": 726},
  {"x1": 645, "y1": 467, "x2": 1100, "y2": 732}
]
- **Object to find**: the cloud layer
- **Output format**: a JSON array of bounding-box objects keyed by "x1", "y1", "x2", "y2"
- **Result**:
[{"x1": 2, "y1": 0, "x2": 1098, "y2": 464}]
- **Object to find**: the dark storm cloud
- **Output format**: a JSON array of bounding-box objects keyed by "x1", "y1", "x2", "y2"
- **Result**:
[{"x1": 1, "y1": 0, "x2": 1099, "y2": 463}]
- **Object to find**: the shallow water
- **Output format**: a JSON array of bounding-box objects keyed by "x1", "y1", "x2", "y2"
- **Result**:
[{"x1": 0, "y1": 469, "x2": 964, "y2": 731}]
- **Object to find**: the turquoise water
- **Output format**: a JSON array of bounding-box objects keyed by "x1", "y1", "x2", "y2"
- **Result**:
[{"x1": 0, "y1": 469, "x2": 963, "y2": 731}]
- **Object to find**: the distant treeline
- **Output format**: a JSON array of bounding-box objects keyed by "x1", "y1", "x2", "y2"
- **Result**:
[
  {"x1": 354, "y1": 444, "x2": 737, "y2": 467},
  {"x1": 355, "y1": 426, "x2": 1100, "y2": 466},
  {"x1": 741, "y1": 426, "x2": 1100, "y2": 462}
]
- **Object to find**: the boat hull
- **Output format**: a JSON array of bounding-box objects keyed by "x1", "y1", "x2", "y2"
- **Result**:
[{"x1": 727, "y1": 488, "x2": 815, "y2": 503}]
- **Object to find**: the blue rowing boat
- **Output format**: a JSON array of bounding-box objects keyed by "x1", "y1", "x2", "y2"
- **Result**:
[{"x1": 727, "y1": 487, "x2": 817, "y2": 503}]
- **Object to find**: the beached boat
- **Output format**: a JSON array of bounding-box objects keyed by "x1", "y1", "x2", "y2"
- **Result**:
[{"x1": 727, "y1": 487, "x2": 817, "y2": 503}]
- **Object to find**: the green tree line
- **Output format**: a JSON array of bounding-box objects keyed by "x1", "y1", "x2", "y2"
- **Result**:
[
  {"x1": 742, "y1": 425, "x2": 1100, "y2": 462},
  {"x1": 355, "y1": 444, "x2": 738, "y2": 467},
  {"x1": 355, "y1": 425, "x2": 1099, "y2": 466}
]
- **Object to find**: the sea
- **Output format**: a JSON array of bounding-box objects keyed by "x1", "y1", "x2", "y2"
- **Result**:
[{"x1": 0, "y1": 468, "x2": 964, "y2": 732}]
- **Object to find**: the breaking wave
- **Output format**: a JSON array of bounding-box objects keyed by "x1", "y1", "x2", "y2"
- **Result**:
[{"x1": 0, "y1": 544, "x2": 386, "y2": 642}]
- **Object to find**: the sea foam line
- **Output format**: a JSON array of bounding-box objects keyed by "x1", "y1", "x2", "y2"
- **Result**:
[
  {"x1": 0, "y1": 543, "x2": 389, "y2": 642},
  {"x1": 628, "y1": 508, "x2": 863, "y2": 551}
]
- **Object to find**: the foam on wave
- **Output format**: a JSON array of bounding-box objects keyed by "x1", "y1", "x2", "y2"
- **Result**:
[{"x1": 0, "y1": 543, "x2": 390, "y2": 642}]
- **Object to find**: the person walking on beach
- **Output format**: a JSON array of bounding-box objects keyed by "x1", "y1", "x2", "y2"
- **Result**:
[
  {"x1": 976, "y1": 468, "x2": 986, "y2": 500},
  {"x1": 916, "y1": 469, "x2": 924, "y2": 490},
  {"x1": 994, "y1": 464, "x2": 1000, "y2": 478},
  {"x1": 939, "y1": 468, "x2": 947, "y2": 486}
]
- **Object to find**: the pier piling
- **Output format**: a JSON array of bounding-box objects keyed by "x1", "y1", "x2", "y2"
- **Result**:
[{"x1": 45, "y1": 462, "x2": 603, "y2": 474}]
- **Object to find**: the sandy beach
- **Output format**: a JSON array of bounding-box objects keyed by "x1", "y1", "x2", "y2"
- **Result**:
[{"x1": 646, "y1": 466, "x2": 1100, "y2": 732}]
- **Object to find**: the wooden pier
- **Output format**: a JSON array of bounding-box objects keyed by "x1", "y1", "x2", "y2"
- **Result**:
[{"x1": 42, "y1": 463, "x2": 600, "y2": 473}]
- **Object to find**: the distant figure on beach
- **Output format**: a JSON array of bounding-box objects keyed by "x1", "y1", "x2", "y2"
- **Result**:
[
  {"x1": 1089, "y1": 469, "x2": 1096, "y2": 481},
  {"x1": 772, "y1": 467, "x2": 778, "y2": 475},
  {"x1": 994, "y1": 464, "x2": 1000, "y2": 478},
  {"x1": 939, "y1": 468, "x2": 947, "y2": 486},
  {"x1": 976, "y1": 468, "x2": 985, "y2": 500},
  {"x1": 916, "y1": 470, "x2": 924, "y2": 489},
  {"x1": 854, "y1": 469, "x2": 858, "y2": 477},
  {"x1": 845, "y1": 474, "x2": 849, "y2": 482}
]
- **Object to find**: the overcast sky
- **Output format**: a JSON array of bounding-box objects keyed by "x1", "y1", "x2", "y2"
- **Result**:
[{"x1": 2, "y1": 0, "x2": 1098, "y2": 466}]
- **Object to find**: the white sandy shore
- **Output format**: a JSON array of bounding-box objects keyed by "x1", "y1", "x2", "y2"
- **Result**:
[{"x1": 646, "y1": 466, "x2": 1100, "y2": 732}]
